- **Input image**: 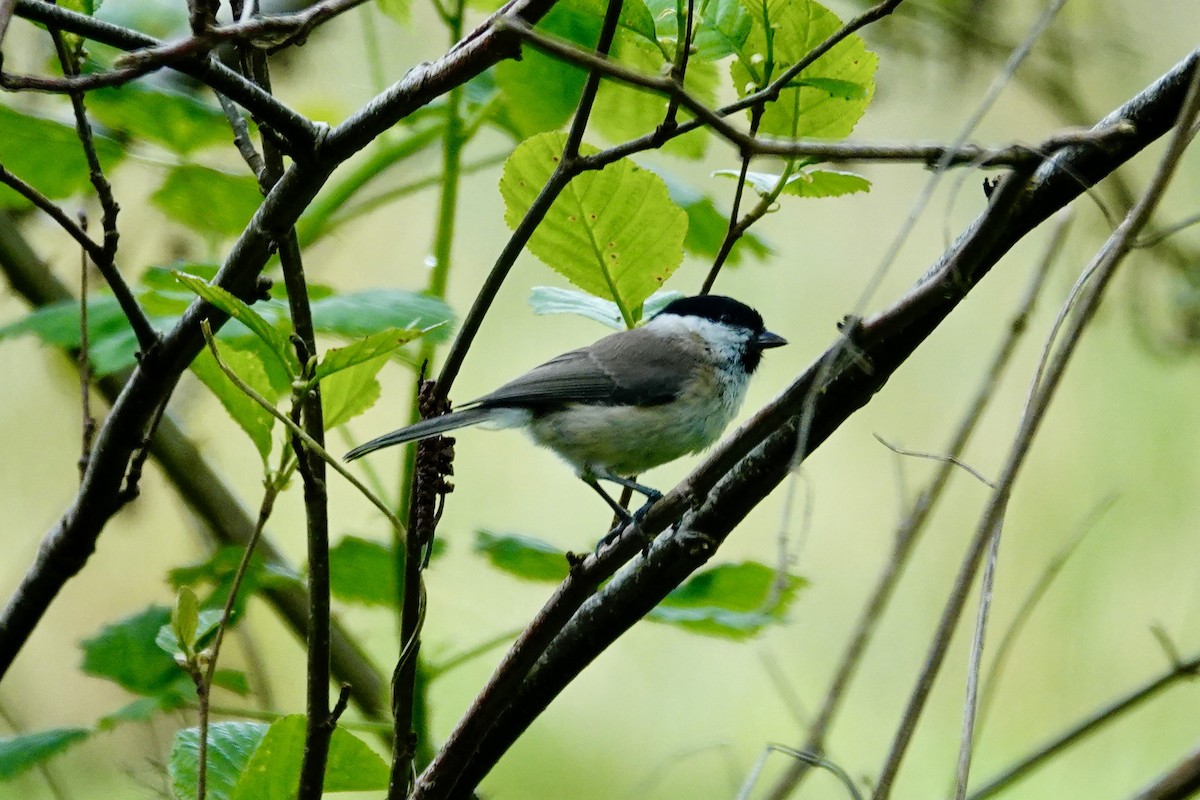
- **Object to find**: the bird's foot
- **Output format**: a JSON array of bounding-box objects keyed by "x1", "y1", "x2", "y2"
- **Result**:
[{"x1": 595, "y1": 499, "x2": 658, "y2": 554}]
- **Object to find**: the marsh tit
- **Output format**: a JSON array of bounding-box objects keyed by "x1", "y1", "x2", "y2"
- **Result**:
[{"x1": 345, "y1": 295, "x2": 786, "y2": 539}]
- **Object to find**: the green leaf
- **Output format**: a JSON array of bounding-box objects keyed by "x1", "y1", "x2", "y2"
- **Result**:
[
  {"x1": 591, "y1": 41, "x2": 715, "y2": 159},
  {"x1": 87, "y1": 85, "x2": 231, "y2": 155},
  {"x1": 152, "y1": 165, "x2": 262, "y2": 238},
  {"x1": 156, "y1": 609, "x2": 224, "y2": 657},
  {"x1": 493, "y1": 3, "x2": 591, "y2": 136},
  {"x1": 529, "y1": 286, "x2": 682, "y2": 329},
  {"x1": 323, "y1": 725, "x2": 390, "y2": 792},
  {"x1": 649, "y1": 561, "x2": 806, "y2": 639},
  {"x1": 783, "y1": 168, "x2": 871, "y2": 197},
  {"x1": 309, "y1": 290, "x2": 455, "y2": 341},
  {"x1": 714, "y1": 168, "x2": 870, "y2": 198},
  {"x1": 170, "y1": 722, "x2": 267, "y2": 800},
  {"x1": 730, "y1": 0, "x2": 877, "y2": 139},
  {"x1": 212, "y1": 668, "x2": 252, "y2": 696},
  {"x1": 329, "y1": 536, "x2": 397, "y2": 607},
  {"x1": 376, "y1": 0, "x2": 410, "y2": 24},
  {"x1": 644, "y1": 0, "x2": 751, "y2": 61},
  {"x1": 80, "y1": 605, "x2": 182, "y2": 695},
  {"x1": 0, "y1": 105, "x2": 125, "y2": 207},
  {"x1": 564, "y1": 0, "x2": 660, "y2": 50},
  {"x1": 227, "y1": 715, "x2": 388, "y2": 800},
  {"x1": 0, "y1": 728, "x2": 90, "y2": 780},
  {"x1": 172, "y1": 586, "x2": 200, "y2": 656},
  {"x1": 500, "y1": 133, "x2": 687, "y2": 326},
  {"x1": 474, "y1": 531, "x2": 570, "y2": 583},
  {"x1": 792, "y1": 77, "x2": 868, "y2": 100},
  {"x1": 320, "y1": 354, "x2": 388, "y2": 430},
  {"x1": 168, "y1": 548, "x2": 302, "y2": 622},
  {"x1": 58, "y1": 0, "x2": 95, "y2": 16},
  {"x1": 315, "y1": 327, "x2": 427, "y2": 380},
  {"x1": 695, "y1": 0, "x2": 754, "y2": 60},
  {"x1": 97, "y1": 696, "x2": 175, "y2": 730},
  {"x1": 657, "y1": 171, "x2": 773, "y2": 266},
  {"x1": 0, "y1": 295, "x2": 129, "y2": 350},
  {"x1": 174, "y1": 271, "x2": 298, "y2": 377},
  {"x1": 190, "y1": 344, "x2": 279, "y2": 462}
]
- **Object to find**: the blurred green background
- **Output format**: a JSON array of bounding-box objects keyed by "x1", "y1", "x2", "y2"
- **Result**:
[{"x1": 2, "y1": 0, "x2": 1200, "y2": 797}]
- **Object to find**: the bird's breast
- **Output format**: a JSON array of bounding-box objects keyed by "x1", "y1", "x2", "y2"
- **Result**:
[{"x1": 525, "y1": 366, "x2": 749, "y2": 477}]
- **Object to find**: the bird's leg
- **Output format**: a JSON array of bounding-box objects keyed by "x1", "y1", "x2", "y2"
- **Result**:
[{"x1": 587, "y1": 470, "x2": 663, "y2": 551}]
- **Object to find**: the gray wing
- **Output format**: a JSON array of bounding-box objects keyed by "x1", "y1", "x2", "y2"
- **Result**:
[{"x1": 466, "y1": 325, "x2": 708, "y2": 410}]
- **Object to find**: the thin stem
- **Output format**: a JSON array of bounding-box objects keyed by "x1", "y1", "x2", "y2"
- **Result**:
[
  {"x1": 199, "y1": 322, "x2": 404, "y2": 532},
  {"x1": 77, "y1": 214, "x2": 96, "y2": 476},
  {"x1": 968, "y1": 651, "x2": 1200, "y2": 800},
  {"x1": 197, "y1": 478, "x2": 284, "y2": 800}
]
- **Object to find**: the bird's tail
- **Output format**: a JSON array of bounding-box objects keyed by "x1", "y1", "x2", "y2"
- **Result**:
[{"x1": 344, "y1": 407, "x2": 497, "y2": 461}]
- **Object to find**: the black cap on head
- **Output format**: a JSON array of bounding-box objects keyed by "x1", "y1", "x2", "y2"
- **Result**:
[
  {"x1": 657, "y1": 294, "x2": 766, "y2": 333},
  {"x1": 657, "y1": 294, "x2": 785, "y2": 373}
]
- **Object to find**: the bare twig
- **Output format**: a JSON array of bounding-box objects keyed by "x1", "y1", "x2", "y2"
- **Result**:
[
  {"x1": 497, "y1": 16, "x2": 1122, "y2": 167},
  {"x1": 738, "y1": 745, "x2": 863, "y2": 800},
  {"x1": 77, "y1": 214, "x2": 96, "y2": 476},
  {"x1": 196, "y1": 475, "x2": 285, "y2": 800},
  {"x1": 119, "y1": 0, "x2": 374, "y2": 69},
  {"x1": 974, "y1": 494, "x2": 1116, "y2": 738},
  {"x1": 873, "y1": 434, "x2": 995, "y2": 487},
  {"x1": 967, "y1": 651, "x2": 1200, "y2": 800},
  {"x1": 1127, "y1": 745, "x2": 1200, "y2": 800}
]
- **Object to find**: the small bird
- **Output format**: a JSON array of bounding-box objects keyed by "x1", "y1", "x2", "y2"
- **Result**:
[{"x1": 346, "y1": 295, "x2": 786, "y2": 540}]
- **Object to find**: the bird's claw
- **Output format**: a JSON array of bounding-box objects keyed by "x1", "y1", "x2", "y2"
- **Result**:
[{"x1": 595, "y1": 501, "x2": 656, "y2": 554}]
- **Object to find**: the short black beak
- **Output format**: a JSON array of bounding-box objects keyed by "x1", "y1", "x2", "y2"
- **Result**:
[{"x1": 755, "y1": 330, "x2": 788, "y2": 349}]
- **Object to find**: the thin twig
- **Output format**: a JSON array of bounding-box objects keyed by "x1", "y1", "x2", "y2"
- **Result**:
[
  {"x1": 973, "y1": 494, "x2": 1116, "y2": 739},
  {"x1": 77, "y1": 213, "x2": 96, "y2": 477},
  {"x1": 967, "y1": 651, "x2": 1200, "y2": 800},
  {"x1": 0, "y1": 163, "x2": 103, "y2": 264},
  {"x1": 738, "y1": 744, "x2": 863, "y2": 800},
  {"x1": 197, "y1": 476, "x2": 284, "y2": 800},
  {"x1": 873, "y1": 434, "x2": 994, "y2": 487},
  {"x1": 199, "y1": 322, "x2": 405, "y2": 533},
  {"x1": 46, "y1": 26, "x2": 148, "y2": 351},
  {"x1": 216, "y1": 92, "x2": 267, "y2": 180}
]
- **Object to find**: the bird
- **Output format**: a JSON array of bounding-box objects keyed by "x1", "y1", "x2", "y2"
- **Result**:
[{"x1": 346, "y1": 294, "x2": 786, "y2": 542}]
